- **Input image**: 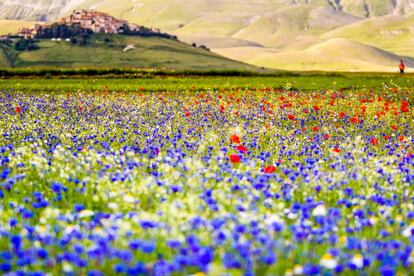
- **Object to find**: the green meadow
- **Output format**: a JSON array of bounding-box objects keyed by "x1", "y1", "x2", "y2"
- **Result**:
[{"x1": 0, "y1": 71, "x2": 413, "y2": 93}]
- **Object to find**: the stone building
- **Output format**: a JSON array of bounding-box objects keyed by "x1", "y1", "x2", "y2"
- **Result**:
[
  {"x1": 17, "y1": 9, "x2": 152, "y2": 38},
  {"x1": 60, "y1": 10, "x2": 140, "y2": 34}
]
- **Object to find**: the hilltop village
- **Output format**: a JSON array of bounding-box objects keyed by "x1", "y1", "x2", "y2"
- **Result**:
[{"x1": 18, "y1": 10, "x2": 162, "y2": 39}]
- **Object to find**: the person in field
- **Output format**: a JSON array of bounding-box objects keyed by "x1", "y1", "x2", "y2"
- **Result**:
[{"x1": 399, "y1": 59, "x2": 406, "y2": 74}]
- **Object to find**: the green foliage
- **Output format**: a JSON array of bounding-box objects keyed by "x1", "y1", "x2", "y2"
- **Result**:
[
  {"x1": 0, "y1": 73, "x2": 413, "y2": 94},
  {"x1": 14, "y1": 39, "x2": 39, "y2": 51},
  {"x1": 34, "y1": 23, "x2": 93, "y2": 39},
  {"x1": 120, "y1": 23, "x2": 177, "y2": 40}
]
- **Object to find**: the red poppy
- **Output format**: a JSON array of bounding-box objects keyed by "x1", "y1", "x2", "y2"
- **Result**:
[
  {"x1": 391, "y1": 125, "x2": 398, "y2": 130},
  {"x1": 332, "y1": 147, "x2": 341, "y2": 153},
  {"x1": 384, "y1": 135, "x2": 390, "y2": 140},
  {"x1": 230, "y1": 154, "x2": 241, "y2": 163},
  {"x1": 370, "y1": 137, "x2": 379, "y2": 145},
  {"x1": 79, "y1": 106, "x2": 84, "y2": 112},
  {"x1": 236, "y1": 145, "x2": 247, "y2": 153},
  {"x1": 401, "y1": 101, "x2": 409, "y2": 112},
  {"x1": 15, "y1": 106, "x2": 21, "y2": 114},
  {"x1": 231, "y1": 135, "x2": 241, "y2": 144},
  {"x1": 313, "y1": 105, "x2": 320, "y2": 111},
  {"x1": 264, "y1": 165, "x2": 276, "y2": 174},
  {"x1": 185, "y1": 112, "x2": 191, "y2": 117},
  {"x1": 339, "y1": 112, "x2": 346, "y2": 118},
  {"x1": 399, "y1": 135, "x2": 405, "y2": 142},
  {"x1": 401, "y1": 106, "x2": 409, "y2": 112},
  {"x1": 350, "y1": 117, "x2": 359, "y2": 124},
  {"x1": 312, "y1": 126, "x2": 320, "y2": 132},
  {"x1": 287, "y1": 114, "x2": 295, "y2": 120}
]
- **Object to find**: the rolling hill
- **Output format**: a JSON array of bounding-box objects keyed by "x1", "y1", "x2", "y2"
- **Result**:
[
  {"x1": 215, "y1": 38, "x2": 414, "y2": 72},
  {"x1": 0, "y1": 0, "x2": 413, "y2": 71},
  {"x1": 0, "y1": 34, "x2": 256, "y2": 70}
]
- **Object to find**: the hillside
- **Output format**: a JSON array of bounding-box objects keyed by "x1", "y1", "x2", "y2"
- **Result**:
[
  {"x1": 1, "y1": 0, "x2": 413, "y2": 23},
  {"x1": 215, "y1": 38, "x2": 414, "y2": 72},
  {"x1": 0, "y1": 20, "x2": 37, "y2": 35},
  {"x1": 0, "y1": 34, "x2": 256, "y2": 70},
  {"x1": 322, "y1": 13, "x2": 414, "y2": 57},
  {"x1": 0, "y1": 0, "x2": 413, "y2": 71}
]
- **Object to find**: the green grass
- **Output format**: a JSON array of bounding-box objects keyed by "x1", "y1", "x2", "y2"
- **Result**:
[
  {"x1": 0, "y1": 34, "x2": 255, "y2": 70},
  {"x1": 1, "y1": 73, "x2": 413, "y2": 93}
]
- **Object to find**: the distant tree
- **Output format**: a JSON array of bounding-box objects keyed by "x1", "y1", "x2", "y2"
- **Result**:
[
  {"x1": 79, "y1": 34, "x2": 89, "y2": 46},
  {"x1": 199, "y1": 45, "x2": 210, "y2": 51},
  {"x1": 26, "y1": 43, "x2": 39, "y2": 51},
  {"x1": 35, "y1": 23, "x2": 93, "y2": 39},
  {"x1": 14, "y1": 39, "x2": 39, "y2": 51}
]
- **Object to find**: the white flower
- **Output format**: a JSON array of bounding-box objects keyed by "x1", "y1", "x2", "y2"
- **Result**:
[
  {"x1": 293, "y1": 264, "x2": 303, "y2": 275},
  {"x1": 402, "y1": 224, "x2": 414, "y2": 237},
  {"x1": 108, "y1": 202, "x2": 119, "y2": 210},
  {"x1": 62, "y1": 262, "x2": 73, "y2": 273},
  {"x1": 287, "y1": 212, "x2": 297, "y2": 220},
  {"x1": 369, "y1": 216, "x2": 378, "y2": 225},
  {"x1": 312, "y1": 204, "x2": 327, "y2": 217},
  {"x1": 408, "y1": 251, "x2": 414, "y2": 263},
  {"x1": 265, "y1": 214, "x2": 284, "y2": 226},
  {"x1": 320, "y1": 253, "x2": 337, "y2": 269},
  {"x1": 350, "y1": 253, "x2": 364, "y2": 268},
  {"x1": 123, "y1": 194, "x2": 135, "y2": 203},
  {"x1": 78, "y1": 210, "x2": 95, "y2": 218}
]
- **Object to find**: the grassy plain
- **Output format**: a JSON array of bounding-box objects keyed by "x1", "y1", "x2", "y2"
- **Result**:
[{"x1": 0, "y1": 72, "x2": 413, "y2": 93}]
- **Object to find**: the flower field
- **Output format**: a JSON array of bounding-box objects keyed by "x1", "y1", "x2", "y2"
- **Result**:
[{"x1": 0, "y1": 82, "x2": 413, "y2": 275}]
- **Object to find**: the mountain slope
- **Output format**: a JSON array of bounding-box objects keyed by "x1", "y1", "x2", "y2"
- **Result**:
[
  {"x1": 1, "y1": 0, "x2": 413, "y2": 22},
  {"x1": 214, "y1": 38, "x2": 414, "y2": 72},
  {"x1": 1, "y1": 34, "x2": 257, "y2": 70},
  {"x1": 1, "y1": 0, "x2": 414, "y2": 71},
  {"x1": 322, "y1": 13, "x2": 414, "y2": 57}
]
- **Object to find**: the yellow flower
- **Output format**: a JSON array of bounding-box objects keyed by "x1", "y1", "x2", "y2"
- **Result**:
[
  {"x1": 284, "y1": 268, "x2": 293, "y2": 276},
  {"x1": 321, "y1": 253, "x2": 334, "y2": 260}
]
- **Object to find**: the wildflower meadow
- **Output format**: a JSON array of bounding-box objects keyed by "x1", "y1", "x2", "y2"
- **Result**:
[{"x1": 0, "y1": 80, "x2": 413, "y2": 275}]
